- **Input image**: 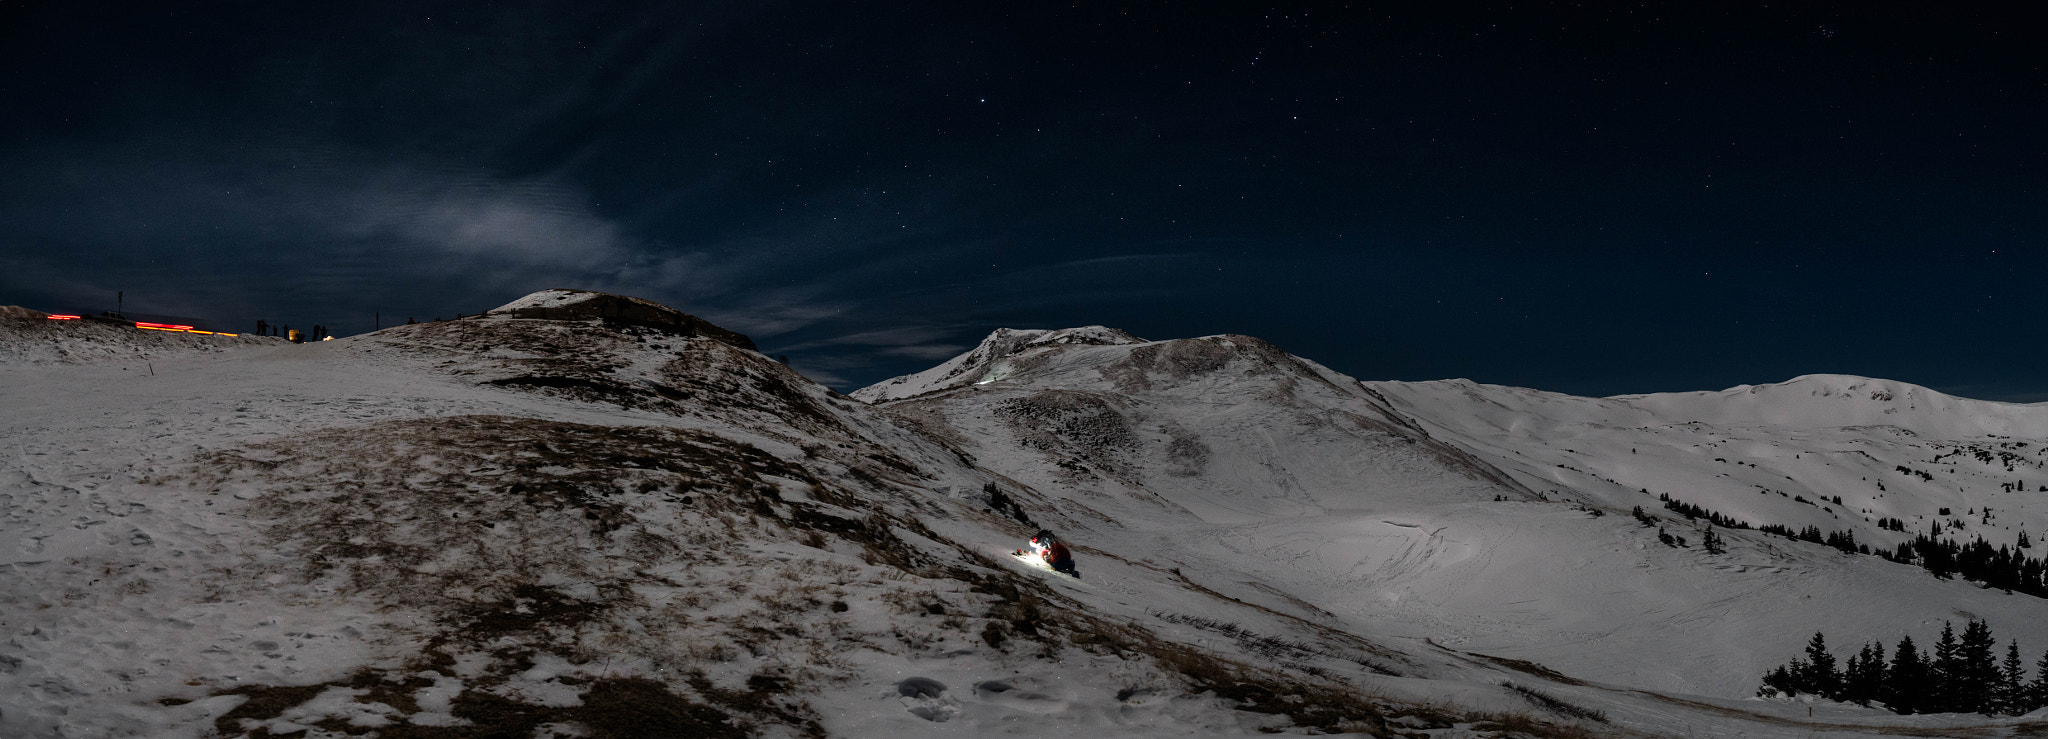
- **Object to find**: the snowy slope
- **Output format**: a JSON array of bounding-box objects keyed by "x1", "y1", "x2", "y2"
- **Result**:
[
  {"x1": 1359, "y1": 377, "x2": 2048, "y2": 692},
  {"x1": 4, "y1": 296, "x2": 1665, "y2": 739},
  {"x1": 11, "y1": 300, "x2": 2048, "y2": 738},
  {"x1": 865, "y1": 328, "x2": 2048, "y2": 736}
]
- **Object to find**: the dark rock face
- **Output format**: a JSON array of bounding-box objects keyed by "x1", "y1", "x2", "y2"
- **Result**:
[{"x1": 492, "y1": 289, "x2": 757, "y2": 351}]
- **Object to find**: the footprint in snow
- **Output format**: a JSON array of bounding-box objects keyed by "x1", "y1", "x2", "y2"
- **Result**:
[
  {"x1": 895, "y1": 677, "x2": 956, "y2": 722},
  {"x1": 973, "y1": 680, "x2": 1067, "y2": 714}
]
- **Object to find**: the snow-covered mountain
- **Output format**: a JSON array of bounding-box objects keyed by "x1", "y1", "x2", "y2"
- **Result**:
[
  {"x1": 6, "y1": 297, "x2": 2048, "y2": 737},
  {"x1": 0, "y1": 294, "x2": 1571, "y2": 738},
  {"x1": 851, "y1": 325, "x2": 1146, "y2": 403},
  {"x1": 862, "y1": 326, "x2": 2048, "y2": 734}
]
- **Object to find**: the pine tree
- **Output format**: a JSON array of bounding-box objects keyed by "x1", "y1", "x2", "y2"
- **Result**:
[
  {"x1": 1886, "y1": 634, "x2": 1928, "y2": 714},
  {"x1": 1841, "y1": 649, "x2": 1863, "y2": 702},
  {"x1": 1802, "y1": 631, "x2": 1842, "y2": 699},
  {"x1": 1958, "y1": 620, "x2": 1999, "y2": 713},
  {"x1": 1777, "y1": 657, "x2": 1811, "y2": 694},
  {"x1": 1845, "y1": 641, "x2": 1886, "y2": 707},
  {"x1": 1761, "y1": 664, "x2": 1799, "y2": 697},
  {"x1": 1933, "y1": 622, "x2": 1961, "y2": 713},
  {"x1": 1999, "y1": 640, "x2": 2027, "y2": 715},
  {"x1": 2028, "y1": 648, "x2": 2048, "y2": 715}
]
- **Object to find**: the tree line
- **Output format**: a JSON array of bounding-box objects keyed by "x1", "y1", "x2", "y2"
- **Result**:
[
  {"x1": 1875, "y1": 526, "x2": 2048, "y2": 598},
  {"x1": 1762, "y1": 621, "x2": 2048, "y2": 715},
  {"x1": 1652, "y1": 493, "x2": 2048, "y2": 600}
]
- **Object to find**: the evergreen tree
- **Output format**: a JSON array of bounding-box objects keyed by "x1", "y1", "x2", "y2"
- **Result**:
[
  {"x1": 1885, "y1": 635, "x2": 1928, "y2": 714},
  {"x1": 1933, "y1": 622, "x2": 1961, "y2": 712},
  {"x1": 1761, "y1": 664, "x2": 1799, "y2": 697},
  {"x1": 1844, "y1": 641, "x2": 1886, "y2": 707},
  {"x1": 1801, "y1": 631, "x2": 1842, "y2": 699},
  {"x1": 1958, "y1": 620, "x2": 1999, "y2": 713},
  {"x1": 2028, "y1": 648, "x2": 2048, "y2": 715},
  {"x1": 1770, "y1": 656, "x2": 1812, "y2": 695},
  {"x1": 1841, "y1": 649, "x2": 1863, "y2": 701},
  {"x1": 1999, "y1": 640, "x2": 2027, "y2": 715}
]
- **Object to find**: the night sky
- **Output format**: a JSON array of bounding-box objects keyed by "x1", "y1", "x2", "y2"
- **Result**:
[{"x1": 3, "y1": 2, "x2": 2042, "y2": 398}]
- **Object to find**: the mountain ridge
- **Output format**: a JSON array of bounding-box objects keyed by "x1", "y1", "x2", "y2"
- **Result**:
[{"x1": 8, "y1": 298, "x2": 2048, "y2": 736}]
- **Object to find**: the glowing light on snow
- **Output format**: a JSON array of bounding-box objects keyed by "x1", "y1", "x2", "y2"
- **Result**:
[
  {"x1": 135, "y1": 322, "x2": 195, "y2": 330},
  {"x1": 46, "y1": 314, "x2": 80, "y2": 320}
]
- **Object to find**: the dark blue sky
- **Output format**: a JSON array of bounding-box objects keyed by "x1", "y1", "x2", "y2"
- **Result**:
[{"x1": 3, "y1": 2, "x2": 2042, "y2": 398}]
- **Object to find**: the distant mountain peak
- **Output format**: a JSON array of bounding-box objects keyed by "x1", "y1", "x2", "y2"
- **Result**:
[
  {"x1": 1755, "y1": 374, "x2": 1920, "y2": 400},
  {"x1": 486, "y1": 288, "x2": 755, "y2": 351},
  {"x1": 852, "y1": 326, "x2": 1145, "y2": 403},
  {"x1": 975, "y1": 325, "x2": 1146, "y2": 354}
]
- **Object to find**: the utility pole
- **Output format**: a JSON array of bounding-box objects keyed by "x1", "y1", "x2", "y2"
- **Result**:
[
  {"x1": 117, "y1": 291, "x2": 123, "y2": 318},
  {"x1": 374, "y1": 311, "x2": 380, "y2": 330}
]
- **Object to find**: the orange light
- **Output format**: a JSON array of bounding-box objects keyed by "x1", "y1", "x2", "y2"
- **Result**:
[
  {"x1": 46, "y1": 315, "x2": 81, "y2": 320},
  {"x1": 216, "y1": 332, "x2": 238, "y2": 337},
  {"x1": 137, "y1": 326, "x2": 181, "y2": 332},
  {"x1": 188, "y1": 330, "x2": 215, "y2": 335},
  {"x1": 135, "y1": 322, "x2": 195, "y2": 330}
]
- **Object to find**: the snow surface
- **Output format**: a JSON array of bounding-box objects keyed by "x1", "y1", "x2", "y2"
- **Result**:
[
  {"x1": 5, "y1": 307, "x2": 2046, "y2": 737},
  {"x1": 1361, "y1": 377, "x2": 2048, "y2": 694}
]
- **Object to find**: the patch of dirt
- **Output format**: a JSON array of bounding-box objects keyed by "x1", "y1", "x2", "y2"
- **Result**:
[
  {"x1": 212, "y1": 675, "x2": 763, "y2": 739},
  {"x1": 1162, "y1": 422, "x2": 1211, "y2": 477},
  {"x1": 212, "y1": 683, "x2": 332, "y2": 737},
  {"x1": 1469, "y1": 653, "x2": 1587, "y2": 687},
  {"x1": 995, "y1": 390, "x2": 1138, "y2": 473}
]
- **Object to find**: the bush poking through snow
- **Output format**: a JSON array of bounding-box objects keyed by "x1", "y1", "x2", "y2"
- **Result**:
[{"x1": 1502, "y1": 681, "x2": 1610, "y2": 724}]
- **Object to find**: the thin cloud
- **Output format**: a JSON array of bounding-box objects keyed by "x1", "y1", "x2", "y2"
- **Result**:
[
  {"x1": 0, "y1": 141, "x2": 871, "y2": 341},
  {"x1": 879, "y1": 344, "x2": 970, "y2": 361}
]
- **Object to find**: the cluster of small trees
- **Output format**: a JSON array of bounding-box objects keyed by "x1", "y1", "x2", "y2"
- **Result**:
[
  {"x1": 1763, "y1": 622, "x2": 2048, "y2": 715},
  {"x1": 1876, "y1": 528, "x2": 2048, "y2": 597},
  {"x1": 1631, "y1": 505, "x2": 1722, "y2": 553},
  {"x1": 1637, "y1": 493, "x2": 2048, "y2": 600},
  {"x1": 1756, "y1": 523, "x2": 1866, "y2": 555},
  {"x1": 1659, "y1": 493, "x2": 1751, "y2": 529}
]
